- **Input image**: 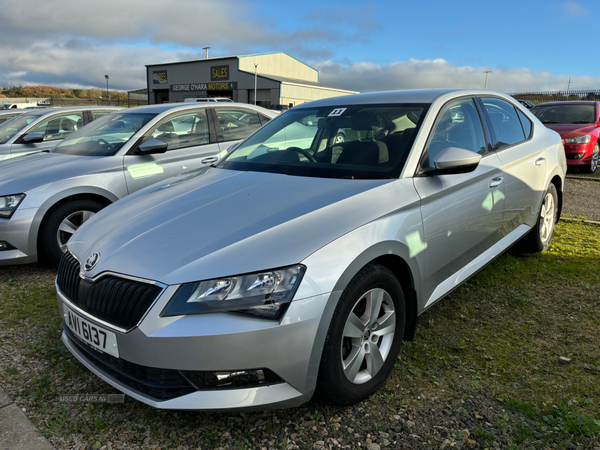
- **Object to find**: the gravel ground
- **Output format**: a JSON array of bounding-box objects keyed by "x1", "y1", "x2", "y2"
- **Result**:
[{"x1": 563, "y1": 177, "x2": 600, "y2": 222}]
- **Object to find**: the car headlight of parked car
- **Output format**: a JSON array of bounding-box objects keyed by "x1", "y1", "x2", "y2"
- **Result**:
[
  {"x1": 564, "y1": 135, "x2": 591, "y2": 144},
  {"x1": 0, "y1": 194, "x2": 25, "y2": 219},
  {"x1": 161, "y1": 264, "x2": 306, "y2": 319}
]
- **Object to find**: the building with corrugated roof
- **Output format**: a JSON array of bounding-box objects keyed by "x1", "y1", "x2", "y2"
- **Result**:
[{"x1": 145, "y1": 52, "x2": 357, "y2": 108}]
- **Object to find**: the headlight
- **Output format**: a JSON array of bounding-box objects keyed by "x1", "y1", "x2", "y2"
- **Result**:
[
  {"x1": 0, "y1": 194, "x2": 25, "y2": 219},
  {"x1": 161, "y1": 265, "x2": 306, "y2": 319},
  {"x1": 564, "y1": 135, "x2": 591, "y2": 144}
]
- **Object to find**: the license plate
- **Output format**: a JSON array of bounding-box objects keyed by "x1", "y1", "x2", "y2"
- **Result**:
[{"x1": 64, "y1": 305, "x2": 119, "y2": 358}]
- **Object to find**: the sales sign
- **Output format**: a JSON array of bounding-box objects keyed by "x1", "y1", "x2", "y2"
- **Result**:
[{"x1": 211, "y1": 65, "x2": 229, "y2": 81}]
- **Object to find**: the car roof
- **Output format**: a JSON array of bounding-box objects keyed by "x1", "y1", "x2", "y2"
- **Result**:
[
  {"x1": 293, "y1": 89, "x2": 529, "y2": 109},
  {"x1": 17, "y1": 106, "x2": 122, "y2": 117},
  {"x1": 533, "y1": 101, "x2": 598, "y2": 107},
  {"x1": 125, "y1": 102, "x2": 271, "y2": 114}
]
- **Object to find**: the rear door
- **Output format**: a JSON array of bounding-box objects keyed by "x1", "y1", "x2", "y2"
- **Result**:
[
  {"x1": 413, "y1": 97, "x2": 506, "y2": 307},
  {"x1": 478, "y1": 97, "x2": 547, "y2": 232},
  {"x1": 123, "y1": 107, "x2": 220, "y2": 193}
]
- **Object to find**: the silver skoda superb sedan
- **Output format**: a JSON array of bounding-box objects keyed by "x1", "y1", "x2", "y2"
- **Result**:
[{"x1": 57, "y1": 89, "x2": 566, "y2": 411}]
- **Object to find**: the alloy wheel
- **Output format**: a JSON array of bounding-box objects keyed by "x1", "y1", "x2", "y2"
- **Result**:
[
  {"x1": 539, "y1": 192, "x2": 555, "y2": 244},
  {"x1": 57, "y1": 210, "x2": 96, "y2": 252},
  {"x1": 341, "y1": 288, "x2": 396, "y2": 384}
]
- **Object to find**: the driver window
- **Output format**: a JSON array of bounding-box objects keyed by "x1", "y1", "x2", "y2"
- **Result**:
[
  {"x1": 29, "y1": 113, "x2": 84, "y2": 141},
  {"x1": 142, "y1": 110, "x2": 209, "y2": 151},
  {"x1": 424, "y1": 98, "x2": 486, "y2": 169}
]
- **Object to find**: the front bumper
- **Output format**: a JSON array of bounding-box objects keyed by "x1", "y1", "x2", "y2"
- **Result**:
[
  {"x1": 57, "y1": 287, "x2": 331, "y2": 411},
  {"x1": 563, "y1": 142, "x2": 594, "y2": 166},
  {"x1": 0, "y1": 206, "x2": 38, "y2": 265}
]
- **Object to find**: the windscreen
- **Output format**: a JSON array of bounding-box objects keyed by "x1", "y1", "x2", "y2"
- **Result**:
[
  {"x1": 53, "y1": 112, "x2": 157, "y2": 156},
  {"x1": 531, "y1": 104, "x2": 596, "y2": 124},
  {"x1": 0, "y1": 112, "x2": 45, "y2": 144},
  {"x1": 218, "y1": 103, "x2": 428, "y2": 179}
]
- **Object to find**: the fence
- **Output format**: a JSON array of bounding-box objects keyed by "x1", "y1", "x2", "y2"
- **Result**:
[
  {"x1": 508, "y1": 89, "x2": 600, "y2": 105},
  {"x1": 43, "y1": 98, "x2": 148, "y2": 108},
  {"x1": 1, "y1": 97, "x2": 148, "y2": 108}
]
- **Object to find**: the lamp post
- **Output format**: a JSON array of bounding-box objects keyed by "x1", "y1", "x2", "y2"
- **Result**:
[
  {"x1": 483, "y1": 70, "x2": 491, "y2": 89},
  {"x1": 254, "y1": 63, "x2": 258, "y2": 105},
  {"x1": 104, "y1": 75, "x2": 109, "y2": 102},
  {"x1": 202, "y1": 47, "x2": 211, "y2": 59}
]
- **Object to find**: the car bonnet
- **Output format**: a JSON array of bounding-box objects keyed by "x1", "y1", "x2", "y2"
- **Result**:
[
  {"x1": 68, "y1": 168, "x2": 407, "y2": 285},
  {"x1": 0, "y1": 152, "x2": 120, "y2": 195}
]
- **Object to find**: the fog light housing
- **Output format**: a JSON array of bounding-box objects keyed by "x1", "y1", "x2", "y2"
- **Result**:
[
  {"x1": 0, "y1": 241, "x2": 16, "y2": 251},
  {"x1": 181, "y1": 368, "x2": 283, "y2": 390}
]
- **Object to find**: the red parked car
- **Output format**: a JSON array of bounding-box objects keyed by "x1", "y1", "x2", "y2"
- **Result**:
[{"x1": 531, "y1": 101, "x2": 600, "y2": 173}]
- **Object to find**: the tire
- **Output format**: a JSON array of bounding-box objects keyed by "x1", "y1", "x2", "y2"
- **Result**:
[
  {"x1": 585, "y1": 142, "x2": 599, "y2": 174},
  {"x1": 39, "y1": 198, "x2": 105, "y2": 266},
  {"x1": 316, "y1": 264, "x2": 405, "y2": 405},
  {"x1": 520, "y1": 184, "x2": 558, "y2": 253}
]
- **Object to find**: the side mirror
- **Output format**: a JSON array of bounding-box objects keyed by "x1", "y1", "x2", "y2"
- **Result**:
[
  {"x1": 431, "y1": 147, "x2": 482, "y2": 175},
  {"x1": 22, "y1": 133, "x2": 44, "y2": 144},
  {"x1": 138, "y1": 139, "x2": 168, "y2": 154}
]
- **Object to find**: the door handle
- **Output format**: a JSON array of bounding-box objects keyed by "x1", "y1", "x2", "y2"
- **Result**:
[
  {"x1": 201, "y1": 156, "x2": 219, "y2": 164},
  {"x1": 489, "y1": 177, "x2": 504, "y2": 188},
  {"x1": 535, "y1": 157, "x2": 546, "y2": 166}
]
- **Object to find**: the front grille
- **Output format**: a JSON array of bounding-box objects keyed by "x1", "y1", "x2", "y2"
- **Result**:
[
  {"x1": 57, "y1": 251, "x2": 163, "y2": 329},
  {"x1": 64, "y1": 325, "x2": 196, "y2": 401}
]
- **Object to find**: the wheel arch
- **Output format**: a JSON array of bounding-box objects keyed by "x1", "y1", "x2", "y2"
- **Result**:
[
  {"x1": 326, "y1": 240, "x2": 422, "y2": 343},
  {"x1": 30, "y1": 188, "x2": 116, "y2": 258},
  {"x1": 549, "y1": 174, "x2": 563, "y2": 221}
]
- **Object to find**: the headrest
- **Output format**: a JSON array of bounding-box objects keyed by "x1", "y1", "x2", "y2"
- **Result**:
[
  {"x1": 351, "y1": 111, "x2": 380, "y2": 131},
  {"x1": 157, "y1": 121, "x2": 174, "y2": 132}
]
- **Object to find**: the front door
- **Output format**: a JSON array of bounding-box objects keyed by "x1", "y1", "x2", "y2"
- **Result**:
[
  {"x1": 123, "y1": 108, "x2": 220, "y2": 194},
  {"x1": 10, "y1": 112, "x2": 84, "y2": 158},
  {"x1": 412, "y1": 97, "x2": 505, "y2": 308}
]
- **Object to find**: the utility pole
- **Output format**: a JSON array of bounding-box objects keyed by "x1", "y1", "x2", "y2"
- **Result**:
[
  {"x1": 202, "y1": 47, "x2": 211, "y2": 59},
  {"x1": 483, "y1": 70, "x2": 491, "y2": 89},
  {"x1": 254, "y1": 63, "x2": 258, "y2": 105},
  {"x1": 566, "y1": 76, "x2": 572, "y2": 96},
  {"x1": 104, "y1": 75, "x2": 109, "y2": 101}
]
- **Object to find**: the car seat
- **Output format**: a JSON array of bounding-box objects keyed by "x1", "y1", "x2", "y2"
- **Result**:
[{"x1": 156, "y1": 121, "x2": 179, "y2": 149}]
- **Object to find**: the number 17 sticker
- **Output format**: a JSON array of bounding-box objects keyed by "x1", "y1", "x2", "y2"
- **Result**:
[{"x1": 328, "y1": 108, "x2": 347, "y2": 117}]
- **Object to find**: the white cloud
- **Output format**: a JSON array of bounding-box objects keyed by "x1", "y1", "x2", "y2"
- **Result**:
[
  {"x1": 565, "y1": 1, "x2": 589, "y2": 16},
  {"x1": 314, "y1": 58, "x2": 600, "y2": 93}
]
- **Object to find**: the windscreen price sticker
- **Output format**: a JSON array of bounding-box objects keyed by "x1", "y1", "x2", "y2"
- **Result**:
[{"x1": 328, "y1": 108, "x2": 347, "y2": 117}]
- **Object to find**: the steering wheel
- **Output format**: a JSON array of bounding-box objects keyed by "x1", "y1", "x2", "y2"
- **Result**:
[
  {"x1": 97, "y1": 138, "x2": 116, "y2": 153},
  {"x1": 285, "y1": 147, "x2": 316, "y2": 162}
]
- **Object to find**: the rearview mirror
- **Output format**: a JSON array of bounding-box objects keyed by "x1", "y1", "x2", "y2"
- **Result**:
[
  {"x1": 138, "y1": 139, "x2": 168, "y2": 154},
  {"x1": 431, "y1": 147, "x2": 482, "y2": 175},
  {"x1": 22, "y1": 133, "x2": 44, "y2": 144}
]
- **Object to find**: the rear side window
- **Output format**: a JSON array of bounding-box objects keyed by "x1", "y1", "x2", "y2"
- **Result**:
[
  {"x1": 423, "y1": 98, "x2": 487, "y2": 169},
  {"x1": 517, "y1": 110, "x2": 532, "y2": 139},
  {"x1": 481, "y1": 97, "x2": 526, "y2": 150},
  {"x1": 216, "y1": 108, "x2": 263, "y2": 141},
  {"x1": 91, "y1": 111, "x2": 112, "y2": 120}
]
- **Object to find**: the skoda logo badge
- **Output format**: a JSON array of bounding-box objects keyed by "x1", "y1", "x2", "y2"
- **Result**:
[{"x1": 84, "y1": 252, "x2": 100, "y2": 271}]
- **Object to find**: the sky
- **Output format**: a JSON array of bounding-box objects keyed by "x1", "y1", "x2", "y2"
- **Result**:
[{"x1": 1, "y1": 0, "x2": 599, "y2": 94}]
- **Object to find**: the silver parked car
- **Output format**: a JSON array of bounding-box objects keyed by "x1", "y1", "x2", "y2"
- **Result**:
[
  {"x1": 0, "y1": 106, "x2": 121, "y2": 160},
  {"x1": 0, "y1": 103, "x2": 277, "y2": 265},
  {"x1": 57, "y1": 89, "x2": 566, "y2": 410}
]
